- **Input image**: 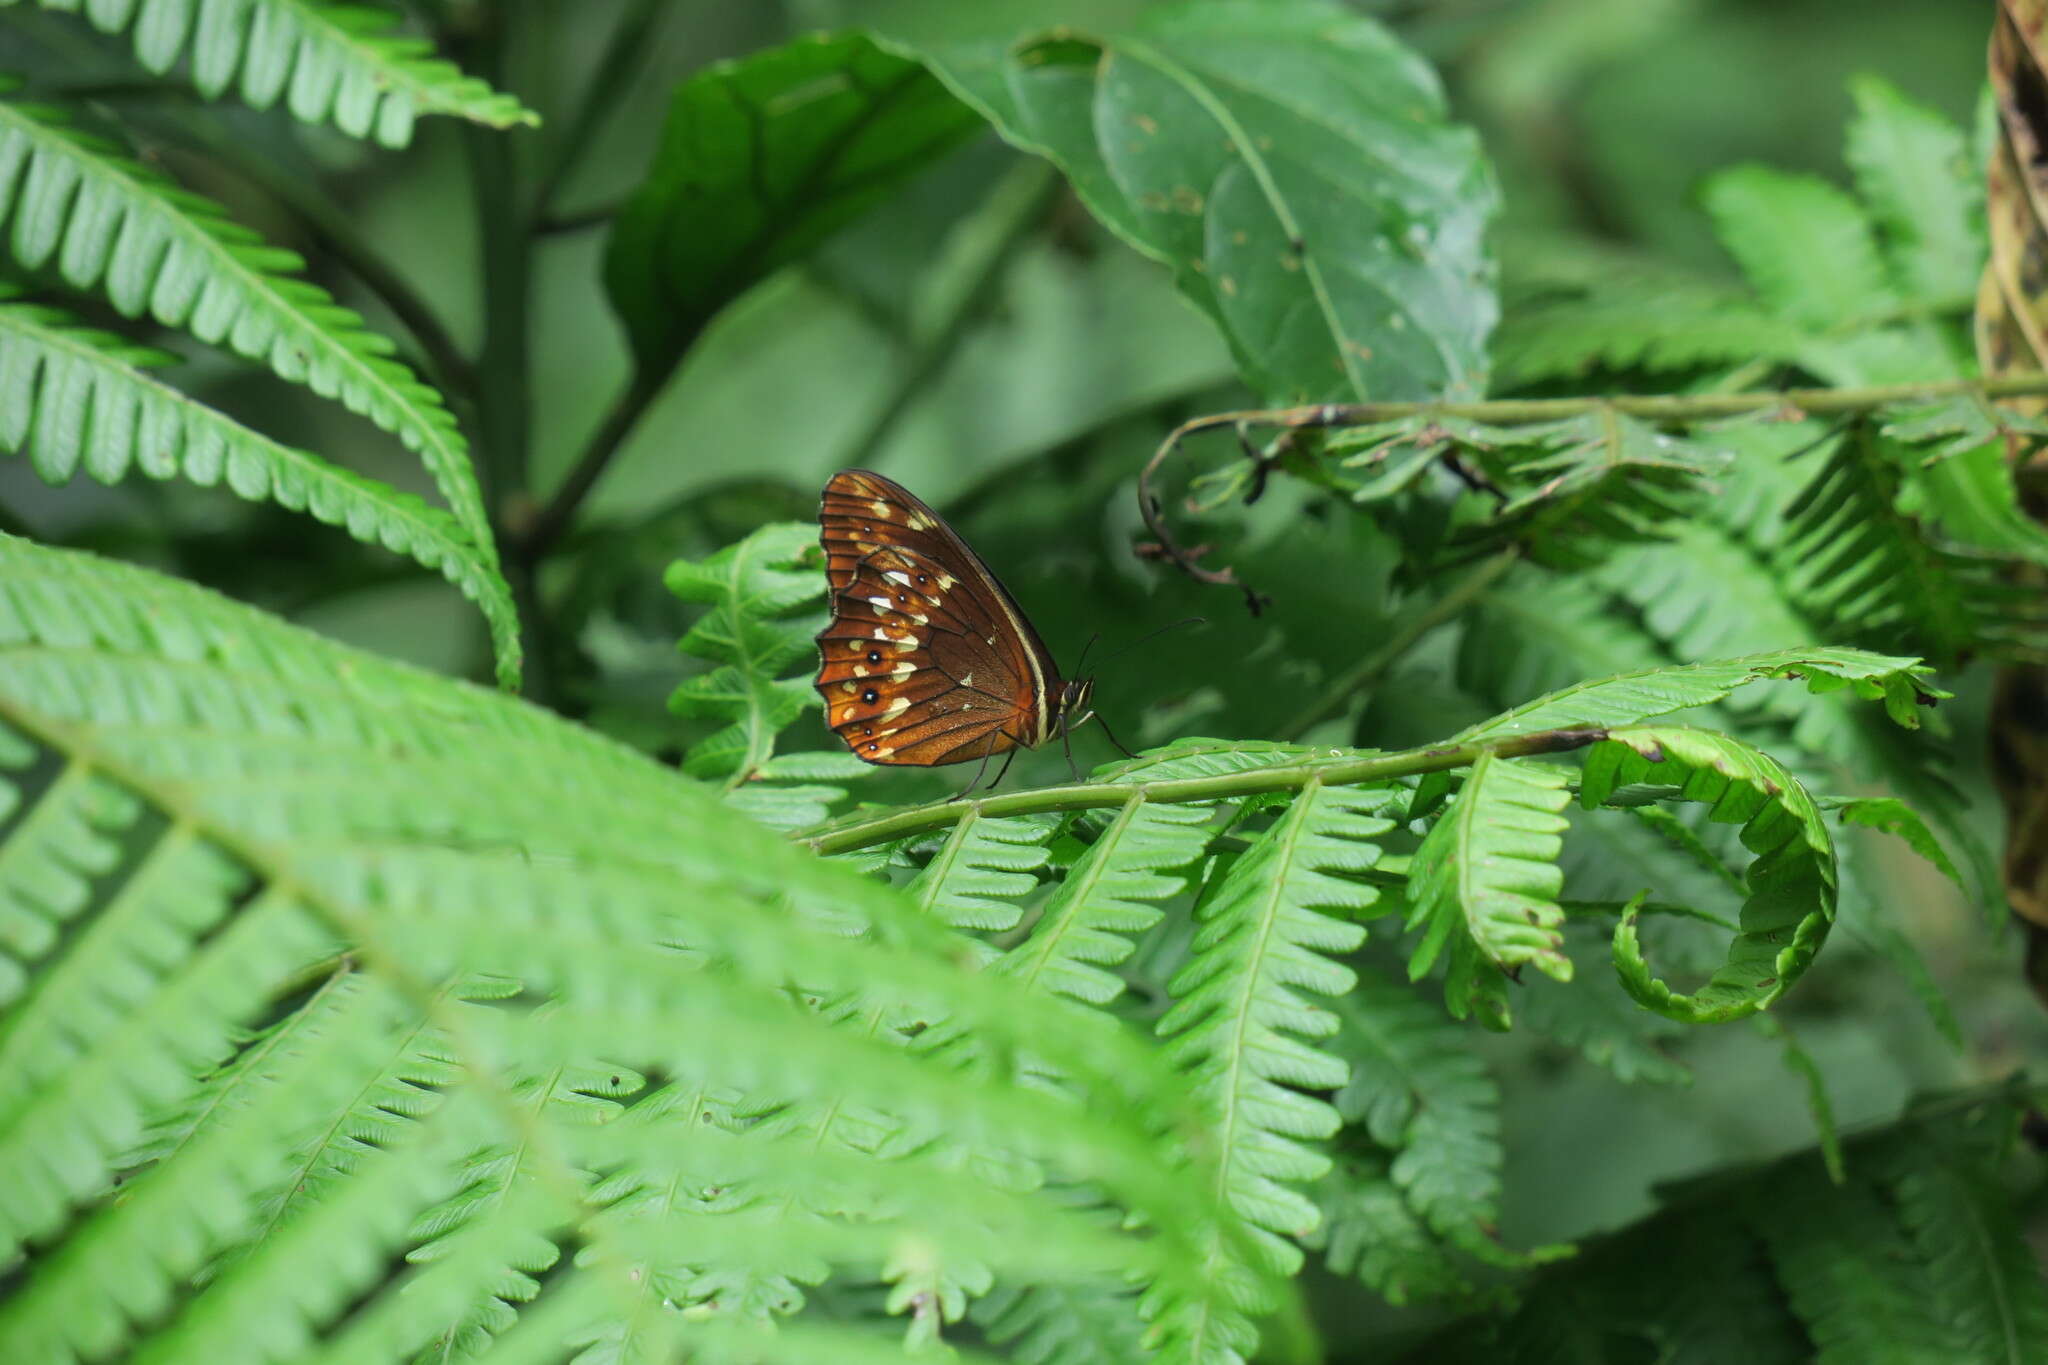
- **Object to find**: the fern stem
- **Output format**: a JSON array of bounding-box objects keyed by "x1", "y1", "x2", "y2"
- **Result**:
[
  {"x1": 1281, "y1": 548, "x2": 1519, "y2": 740},
  {"x1": 1137, "y1": 371, "x2": 2048, "y2": 592},
  {"x1": 531, "y1": 0, "x2": 668, "y2": 225},
  {"x1": 799, "y1": 726, "x2": 1607, "y2": 856}
]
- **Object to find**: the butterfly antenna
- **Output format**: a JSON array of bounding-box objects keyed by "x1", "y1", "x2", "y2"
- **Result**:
[
  {"x1": 1075, "y1": 631, "x2": 1102, "y2": 674},
  {"x1": 1094, "y1": 711, "x2": 1137, "y2": 761},
  {"x1": 1092, "y1": 616, "x2": 1207, "y2": 671}
]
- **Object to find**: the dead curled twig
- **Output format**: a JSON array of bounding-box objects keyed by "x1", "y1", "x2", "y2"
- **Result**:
[{"x1": 1134, "y1": 401, "x2": 1368, "y2": 616}]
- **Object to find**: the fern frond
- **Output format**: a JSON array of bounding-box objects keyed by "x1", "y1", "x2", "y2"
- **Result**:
[
  {"x1": 1515, "y1": 921, "x2": 1689, "y2": 1086},
  {"x1": 1752, "y1": 1014, "x2": 1844, "y2": 1184},
  {"x1": 0, "y1": 295, "x2": 519, "y2": 675},
  {"x1": 1886, "y1": 1143, "x2": 2048, "y2": 1361},
  {"x1": 997, "y1": 797, "x2": 1215, "y2": 1006},
  {"x1": 1703, "y1": 165, "x2": 1898, "y2": 328},
  {"x1": 1782, "y1": 428, "x2": 2044, "y2": 665},
  {"x1": 1324, "y1": 970, "x2": 1521, "y2": 1269},
  {"x1": 1414, "y1": 1087, "x2": 2046, "y2": 1365},
  {"x1": 908, "y1": 810, "x2": 1057, "y2": 938},
  {"x1": 0, "y1": 90, "x2": 500, "y2": 595},
  {"x1": 1823, "y1": 796, "x2": 1964, "y2": 890},
  {"x1": 666, "y1": 522, "x2": 847, "y2": 812},
  {"x1": 973, "y1": 1280, "x2": 1152, "y2": 1365},
  {"x1": 1405, "y1": 753, "x2": 1571, "y2": 1027},
  {"x1": 1146, "y1": 780, "x2": 1394, "y2": 1363},
  {"x1": 0, "y1": 535, "x2": 1244, "y2": 1361},
  {"x1": 1459, "y1": 572, "x2": 1671, "y2": 712},
  {"x1": 1844, "y1": 75, "x2": 1982, "y2": 309},
  {"x1": 1451, "y1": 410, "x2": 1731, "y2": 569},
  {"x1": 7, "y1": 0, "x2": 538, "y2": 146},
  {"x1": 1456, "y1": 645, "x2": 1940, "y2": 741},
  {"x1": 1309, "y1": 1147, "x2": 1472, "y2": 1306},
  {"x1": 1582, "y1": 726, "x2": 1836, "y2": 1022},
  {"x1": 1749, "y1": 1160, "x2": 1973, "y2": 1362},
  {"x1": 1493, "y1": 277, "x2": 1800, "y2": 385}
]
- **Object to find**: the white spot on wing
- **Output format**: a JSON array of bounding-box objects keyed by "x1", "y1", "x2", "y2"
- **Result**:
[{"x1": 882, "y1": 697, "x2": 910, "y2": 719}]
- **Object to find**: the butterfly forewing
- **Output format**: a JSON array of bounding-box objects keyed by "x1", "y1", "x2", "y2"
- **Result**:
[{"x1": 815, "y1": 470, "x2": 1063, "y2": 766}]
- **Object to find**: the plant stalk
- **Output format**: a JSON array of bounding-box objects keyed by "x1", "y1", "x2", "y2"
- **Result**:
[
  {"x1": 797, "y1": 725, "x2": 1608, "y2": 856},
  {"x1": 1138, "y1": 371, "x2": 2048, "y2": 595}
]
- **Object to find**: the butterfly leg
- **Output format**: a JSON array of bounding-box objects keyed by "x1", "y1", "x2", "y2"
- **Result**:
[{"x1": 957, "y1": 741, "x2": 998, "y2": 798}]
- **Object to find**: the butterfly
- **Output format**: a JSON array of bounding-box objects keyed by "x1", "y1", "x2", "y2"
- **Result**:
[{"x1": 814, "y1": 468, "x2": 1100, "y2": 785}]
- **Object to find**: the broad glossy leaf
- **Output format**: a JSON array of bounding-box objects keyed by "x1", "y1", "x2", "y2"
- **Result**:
[
  {"x1": 606, "y1": 32, "x2": 982, "y2": 374},
  {"x1": 924, "y1": 0, "x2": 1498, "y2": 404}
]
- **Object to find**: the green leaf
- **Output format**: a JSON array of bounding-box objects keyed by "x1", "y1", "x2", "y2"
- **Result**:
[
  {"x1": 1782, "y1": 429, "x2": 2045, "y2": 666},
  {"x1": 925, "y1": 0, "x2": 1499, "y2": 404},
  {"x1": 997, "y1": 796, "x2": 1215, "y2": 1005},
  {"x1": 1405, "y1": 753, "x2": 1572, "y2": 1024},
  {"x1": 1821, "y1": 795, "x2": 1964, "y2": 890},
  {"x1": 0, "y1": 88, "x2": 502, "y2": 612},
  {"x1": 1582, "y1": 726, "x2": 1836, "y2": 1023},
  {"x1": 1751, "y1": 1014, "x2": 1844, "y2": 1185},
  {"x1": 665, "y1": 522, "x2": 829, "y2": 791},
  {"x1": 1844, "y1": 75, "x2": 1982, "y2": 308},
  {"x1": 1448, "y1": 410, "x2": 1732, "y2": 569},
  {"x1": 1456, "y1": 646, "x2": 1942, "y2": 742},
  {"x1": 907, "y1": 810, "x2": 1057, "y2": 937},
  {"x1": 1309, "y1": 1147, "x2": 1472, "y2": 1306},
  {"x1": 0, "y1": 534, "x2": 1237, "y2": 1360},
  {"x1": 2, "y1": 0, "x2": 536, "y2": 146},
  {"x1": 1148, "y1": 779, "x2": 1394, "y2": 1362},
  {"x1": 0, "y1": 296, "x2": 519, "y2": 683},
  {"x1": 1703, "y1": 164, "x2": 1898, "y2": 329},
  {"x1": 605, "y1": 31, "x2": 981, "y2": 375},
  {"x1": 1327, "y1": 971, "x2": 1533, "y2": 1267}
]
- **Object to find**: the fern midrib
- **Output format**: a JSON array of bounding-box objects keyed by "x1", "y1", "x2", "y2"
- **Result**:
[
  {"x1": 247, "y1": 988, "x2": 446, "y2": 1248},
  {"x1": 911, "y1": 810, "x2": 981, "y2": 920},
  {"x1": 1938, "y1": 1170, "x2": 2027, "y2": 1364},
  {"x1": 0, "y1": 101, "x2": 493, "y2": 557},
  {"x1": 158, "y1": 961, "x2": 360, "y2": 1166},
  {"x1": 720, "y1": 531, "x2": 790, "y2": 790},
  {"x1": 1003, "y1": 796, "x2": 1142, "y2": 997},
  {"x1": 1187, "y1": 781, "x2": 1325, "y2": 1348}
]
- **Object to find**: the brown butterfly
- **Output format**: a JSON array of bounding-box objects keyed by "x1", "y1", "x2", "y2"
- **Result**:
[{"x1": 814, "y1": 469, "x2": 1102, "y2": 786}]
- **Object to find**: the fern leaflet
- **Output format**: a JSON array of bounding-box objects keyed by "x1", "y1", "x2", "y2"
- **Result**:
[
  {"x1": 1147, "y1": 780, "x2": 1393, "y2": 1363},
  {"x1": 0, "y1": 88, "x2": 501, "y2": 605},
  {"x1": 0, "y1": 295, "x2": 518, "y2": 673},
  {"x1": 4, "y1": 0, "x2": 538, "y2": 146}
]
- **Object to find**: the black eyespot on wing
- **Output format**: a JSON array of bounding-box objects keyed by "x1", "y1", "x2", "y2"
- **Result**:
[
  {"x1": 867, "y1": 650, "x2": 882, "y2": 663},
  {"x1": 862, "y1": 688, "x2": 879, "y2": 704}
]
